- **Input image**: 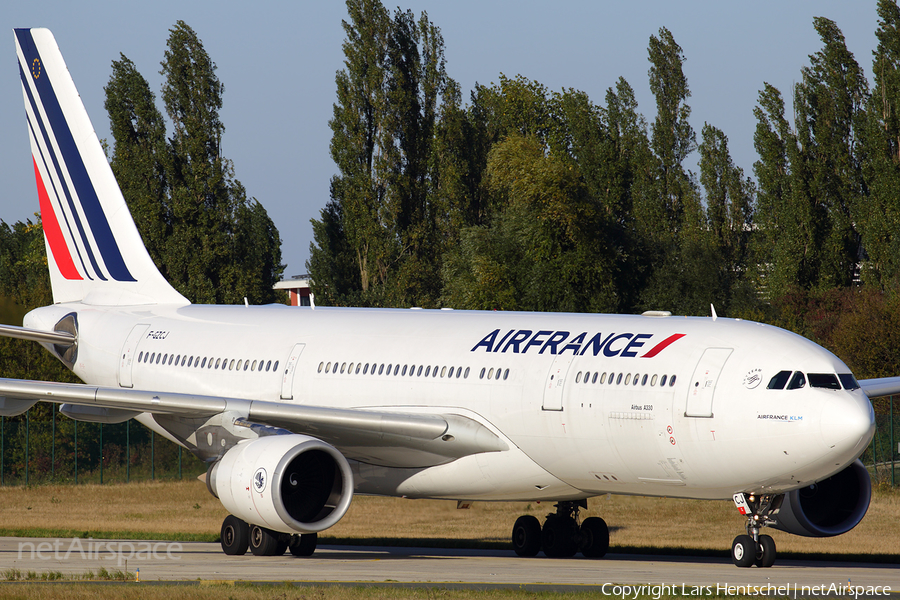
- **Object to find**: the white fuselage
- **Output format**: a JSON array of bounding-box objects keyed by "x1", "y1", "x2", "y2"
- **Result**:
[{"x1": 25, "y1": 302, "x2": 875, "y2": 503}]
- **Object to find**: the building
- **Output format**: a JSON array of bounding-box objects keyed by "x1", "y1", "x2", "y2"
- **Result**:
[{"x1": 274, "y1": 275, "x2": 314, "y2": 307}]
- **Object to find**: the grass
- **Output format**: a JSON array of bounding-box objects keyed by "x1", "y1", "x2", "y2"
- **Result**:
[{"x1": 0, "y1": 479, "x2": 897, "y2": 559}]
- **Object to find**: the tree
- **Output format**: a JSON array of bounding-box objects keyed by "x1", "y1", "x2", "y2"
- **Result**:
[
  {"x1": 698, "y1": 123, "x2": 756, "y2": 312},
  {"x1": 310, "y1": 0, "x2": 453, "y2": 307},
  {"x1": 860, "y1": 0, "x2": 900, "y2": 286},
  {"x1": 105, "y1": 21, "x2": 284, "y2": 305},
  {"x1": 104, "y1": 55, "x2": 169, "y2": 273},
  {"x1": 792, "y1": 17, "x2": 868, "y2": 289},
  {"x1": 646, "y1": 27, "x2": 696, "y2": 231}
]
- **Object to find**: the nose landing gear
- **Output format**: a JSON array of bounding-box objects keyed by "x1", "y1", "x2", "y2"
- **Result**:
[
  {"x1": 511, "y1": 500, "x2": 609, "y2": 559},
  {"x1": 731, "y1": 493, "x2": 780, "y2": 568}
]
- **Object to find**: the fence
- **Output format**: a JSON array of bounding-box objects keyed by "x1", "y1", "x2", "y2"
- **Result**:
[
  {"x1": 0, "y1": 396, "x2": 896, "y2": 488},
  {"x1": 0, "y1": 404, "x2": 206, "y2": 486}
]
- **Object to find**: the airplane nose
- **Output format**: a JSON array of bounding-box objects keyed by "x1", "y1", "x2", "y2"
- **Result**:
[{"x1": 819, "y1": 393, "x2": 875, "y2": 455}]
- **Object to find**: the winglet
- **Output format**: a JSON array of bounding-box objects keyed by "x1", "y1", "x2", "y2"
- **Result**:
[{"x1": 14, "y1": 28, "x2": 188, "y2": 306}]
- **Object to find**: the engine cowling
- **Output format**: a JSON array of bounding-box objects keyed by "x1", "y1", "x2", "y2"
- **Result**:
[
  {"x1": 207, "y1": 434, "x2": 353, "y2": 534},
  {"x1": 771, "y1": 459, "x2": 871, "y2": 537}
]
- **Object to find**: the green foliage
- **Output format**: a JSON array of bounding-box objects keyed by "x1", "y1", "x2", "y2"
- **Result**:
[
  {"x1": 311, "y1": 0, "x2": 452, "y2": 308},
  {"x1": 105, "y1": 21, "x2": 284, "y2": 305}
]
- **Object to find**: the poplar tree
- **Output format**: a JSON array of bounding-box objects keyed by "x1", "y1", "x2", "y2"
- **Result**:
[
  {"x1": 104, "y1": 55, "x2": 169, "y2": 274},
  {"x1": 310, "y1": 0, "x2": 452, "y2": 307},
  {"x1": 860, "y1": 0, "x2": 900, "y2": 286},
  {"x1": 105, "y1": 21, "x2": 283, "y2": 305}
]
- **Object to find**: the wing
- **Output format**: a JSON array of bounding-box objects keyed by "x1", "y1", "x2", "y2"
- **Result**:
[
  {"x1": 859, "y1": 376, "x2": 900, "y2": 400},
  {"x1": 0, "y1": 378, "x2": 507, "y2": 468}
]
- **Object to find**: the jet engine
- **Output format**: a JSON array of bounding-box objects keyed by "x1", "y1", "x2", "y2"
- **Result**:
[
  {"x1": 771, "y1": 459, "x2": 871, "y2": 537},
  {"x1": 207, "y1": 434, "x2": 353, "y2": 534}
]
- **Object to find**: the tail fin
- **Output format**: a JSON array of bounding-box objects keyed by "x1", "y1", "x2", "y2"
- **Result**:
[{"x1": 14, "y1": 28, "x2": 187, "y2": 306}]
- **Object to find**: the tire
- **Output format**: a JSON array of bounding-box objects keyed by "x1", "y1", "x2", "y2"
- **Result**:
[
  {"x1": 731, "y1": 534, "x2": 756, "y2": 568},
  {"x1": 511, "y1": 515, "x2": 541, "y2": 557},
  {"x1": 756, "y1": 534, "x2": 776, "y2": 568},
  {"x1": 579, "y1": 517, "x2": 609, "y2": 558},
  {"x1": 250, "y1": 524, "x2": 284, "y2": 556},
  {"x1": 541, "y1": 516, "x2": 578, "y2": 558},
  {"x1": 289, "y1": 533, "x2": 318, "y2": 557},
  {"x1": 220, "y1": 515, "x2": 249, "y2": 556}
]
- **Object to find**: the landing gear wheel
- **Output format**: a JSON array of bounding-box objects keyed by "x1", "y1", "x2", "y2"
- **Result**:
[
  {"x1": 731, "y1": 534, "x2": 756, "y2": 568},
  {"x1": 220, "y1": 515, "x2": 249, "y2": 555},
  {"x1": 289, "y1": 533, "x2": 318, "y2": 557},
  {"x1": 250, "y1": 525, "x2": 286, "y2": 556},
  {"x1": 755, "y1": 534, "x2": 776, "y2": 568},
  {"x1": 511, "y1": 515, "x2": 542, "y2": 557},
  {"x1": 541, "y1": 515, "x2": 578, "y2": 558},
  {"x1": 579, "y1": 517, "x2": 609, "y2": 558}
]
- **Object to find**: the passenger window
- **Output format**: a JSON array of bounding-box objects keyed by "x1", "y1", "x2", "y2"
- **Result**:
[
  {"x1": 243, "y1": 361, "x2": 249, "y2": 372},
  {"x1": 787, "y1": 371, "x2": 806, "y2": 390},
  {"x1": 448, "y1": 367, "x2": 455, "y2": 378},
  {"x1": 669, "y1": 375, "x2": 677, "y2": 386},
  {"x1": 503, "y1": 368, "x2": 509, "y2": 380},
  {"x1": 464, "y1": 367, "x2": 470, "y2": 378},
  {"x1": 625, "y1": 374, "x2": 631, "y2": 385},
  {"x1": 808, "y1": 373, "x2": 841, "y2": 390},
  {"x1": 660, "y1": 374, "x2": 667, "y2": 386},
  {"x1": 616, "y1": 373, "x2": 623, "y2": 385},
  {"x1": 576, "y1": 372, "x2": 582, "y2": 384},
  {"x1": 441, "y1": 366, "x2": 447, "y2": 378},
  {"x1": 237, "y1": 360, "x2": 242, "y2": 371},
  {"x1": 650, "y1": 374, "x2": 657, "y2": 386},
  {"x1": 479, "y1": 367, "x2": 485, "y2": 379},
  {"x1": 417, "y1": 365, "x2": 423, "y2": 376},
  {"x1": 363, "y1": 363, "x2": 369, "y2": 375},
  {"x1": 767, "y1": 370, "x2": 791, "y2": 390},
  {"x1": 641, "y1": 374, "x2": 648, "y2": 385},
  {"x1": 838, "y1": 373, "x2": 860, "y2": 390},
  {"x1": 488, "y1": 368, "x2": 494, "y2": 379},
  {"x1": 273, "y1": 361, "x2": 279, "y2": 372},
  {"x1": 266, "y1": 360, "x2": 272, "y2": 371},
  {"x1": 600, "y1": 372, "x2": 607, "y2": 384}
]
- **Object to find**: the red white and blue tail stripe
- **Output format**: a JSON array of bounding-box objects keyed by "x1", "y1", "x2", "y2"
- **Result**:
[{"x1": 14, "y1": 28, "x2": 187, "y2": 306}]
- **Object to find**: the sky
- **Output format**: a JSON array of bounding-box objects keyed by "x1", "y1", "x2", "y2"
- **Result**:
[{"x1": 0, "y1": 1, "x2": 885, "y2": 278}]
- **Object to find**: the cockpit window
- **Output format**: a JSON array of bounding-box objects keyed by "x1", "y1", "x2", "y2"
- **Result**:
[
  {"x1": 767, "y1": 370, "x2": 791, "y2": 390},
  {"x1": 838, "y1": 373, "x2": 859, "y2": 390},
  {"x1": 808, "y1": 373, "x2": 841, "y2": 390},
  {"x1": 786, "y1": 371, "x2": 806, "y2": 390}
]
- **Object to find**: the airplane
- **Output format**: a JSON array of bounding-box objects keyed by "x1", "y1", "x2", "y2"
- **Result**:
[{"x1": 0, "y1": 27, "x2": 890, "y2": 568}]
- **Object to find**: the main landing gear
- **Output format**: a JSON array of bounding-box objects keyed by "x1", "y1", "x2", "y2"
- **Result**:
[
  {"x1": 731, "y1": 493, "x2": 780, "y2": 568},
  {"x1": 511, "y1": 500, "x2": 609, "y2": 558},
  {"x1": 219, "y1": 515, "x2": 318, "y2": 557}
]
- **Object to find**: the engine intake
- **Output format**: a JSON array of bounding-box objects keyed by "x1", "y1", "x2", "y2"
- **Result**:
[
  {"x1": 771, "y1": 460, "x2": 871, "y2": 537},
  {"x1": 208, "y1": 434, "x2": 353, "y2": 534}
]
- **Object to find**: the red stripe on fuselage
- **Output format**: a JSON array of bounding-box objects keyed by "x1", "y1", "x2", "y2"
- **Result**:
[
  {"x1": 641, "y1": 333, "x2": 686, "y2": 358},
  {"x1": 33, "y1": 157, "x2": 81, "y2": 280}
]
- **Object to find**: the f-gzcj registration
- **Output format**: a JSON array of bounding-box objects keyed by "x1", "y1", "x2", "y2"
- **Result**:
[{"x1": 2, "y1": 28, "x2": 889, "y2": 568}]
